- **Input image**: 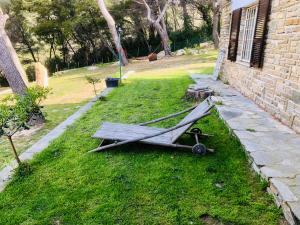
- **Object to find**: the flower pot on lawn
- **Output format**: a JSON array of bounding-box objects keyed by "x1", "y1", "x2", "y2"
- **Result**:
[{"x1": 105, "y1": 78, "x2": 120, "y2": 88}]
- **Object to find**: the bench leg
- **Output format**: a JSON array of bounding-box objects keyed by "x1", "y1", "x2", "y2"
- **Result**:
[{"x1": 188, "y1": 130, "x2": 214, "y2": 155}]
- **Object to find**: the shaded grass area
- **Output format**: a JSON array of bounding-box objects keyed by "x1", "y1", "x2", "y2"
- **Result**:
[{"x1": 0, "y1": 71, "x2": 282, "y2": 224}]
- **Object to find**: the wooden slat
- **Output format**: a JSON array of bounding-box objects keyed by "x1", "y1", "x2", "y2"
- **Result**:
[
  {"x1": 228, "y1": 8, "x2": 242, "y2": 62},
  {"x1": 93, "y1": 122, "x2": 173, "y2": 144},
  {"x1": 93, "y1": 97, "x2": 215, "y2": 146},
  {"x1": 212, "y1": 49, "x2": 226, "y2": 81},
  {"x1": 250, "y1": 0, "x2": 271, "y2": 68},
  {"x1": 171, "y1": 98, "x2": 214, "y2": 142}
]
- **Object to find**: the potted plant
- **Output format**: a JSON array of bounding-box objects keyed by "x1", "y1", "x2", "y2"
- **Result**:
[{"x1": 105, "y1": 77, "x2": 120, "y2": 88}]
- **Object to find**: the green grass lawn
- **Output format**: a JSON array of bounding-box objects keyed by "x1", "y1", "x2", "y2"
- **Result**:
[
  {"x1": 0, "y1": 66, "x2": 283, "y2": 224},
  {"x1": 0, "y1": 52, "x2": 216, "y2": 169}
]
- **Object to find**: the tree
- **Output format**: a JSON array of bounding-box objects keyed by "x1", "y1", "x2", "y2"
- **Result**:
[
  {"x1": 97, "y1": 0, "x2": 128, "y2": 66},
  {"x1": 140, "y1": 0, "x2": 173, "y2": 56},
  {"x1": 0, "y1": 87, "x2": 49, "y2": 165},
  {"x1": 212, "y1": 0, "x2": 220, "y2": 48},
  {"x1": 180, "y1": 0, "x2": 192, "y2": 31},
  {"x1": 8, "y1": 0, "x2": 38, "y2": 62},
  {"x1": 191, "y1": 0, "x2": 219, "y2": 48},
  {"x1": 85, "y1": 75, "x2": 102, "y2": 97},
  {"x1": 0, "y1": 8, "x2": 28, "y2": 95}
]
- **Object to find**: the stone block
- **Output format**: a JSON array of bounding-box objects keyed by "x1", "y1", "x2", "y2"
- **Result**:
[{"x1": 271, "y1": 178, "x2": 298, "y2": 202}]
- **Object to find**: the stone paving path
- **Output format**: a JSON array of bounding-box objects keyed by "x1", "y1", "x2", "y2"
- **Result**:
[
  {"x1": 0, "y1": 88, "x2": 114, "y2": 192},
  {"x1": 191, "y1": 74, "x2": 300, "y2": 225}
]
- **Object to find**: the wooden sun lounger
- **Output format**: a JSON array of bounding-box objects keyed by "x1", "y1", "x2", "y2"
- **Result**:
[{"x1": 90, "y1": 97, "x2": 215, "y2": 155}]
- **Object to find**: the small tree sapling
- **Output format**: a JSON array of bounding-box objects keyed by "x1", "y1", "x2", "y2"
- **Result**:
[
  {"x1": 0, "y1": 87, "x2": 49, "y2": 165},
  {"x1": 85, "y1": 76, "x2": 102, "y2": 98}
]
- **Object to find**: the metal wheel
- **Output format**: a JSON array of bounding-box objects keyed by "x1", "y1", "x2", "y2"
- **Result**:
[
  {"x1": 192, "y1": 143, "x2": 207, "y2": 155},
  {"x1": 190, "y1": 128, "x2": 202, "y2": 135}
]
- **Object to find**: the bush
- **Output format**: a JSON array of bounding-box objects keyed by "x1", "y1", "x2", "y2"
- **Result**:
[
  {"x1": 26, "y1": 64, "x2": 36, "y2": 82},
  {"x1": 170, "y1": 28, "x2": 212, "y2": 51},
  {"x1": 45, "y1": 57, "x2": 66, "y2": 75},
  {"x1": 0, "y1": 86, "x2": 50, "y2": 165}
]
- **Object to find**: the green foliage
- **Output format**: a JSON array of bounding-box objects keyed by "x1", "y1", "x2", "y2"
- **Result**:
[
  {"x1": 170, "y1": 28, "x2": 212, "y2": 51},
  {"x1": 85, "y1": 75, "x2": 102, "y2": 97},
  {"x1": 45, "y1": 57, "x2": 65, "y2": 74},
  {"x1": 0, "y1": 86, "x2": 49, "y2": 164},
  {"x1": 0, "y1": 87, "x2": 49, "y2": 138},
  {"x1": 25, "y1": 64, "x2": 36, "y2": 82},
  {"x1": 7, "y1": 0, "x2": 214, "y2": 71},
  {"x1": 85, "y1": 76, "x2": 101, "y2": 85},
  {"x1": 246, "y1": 128, "x2": 256, "y2": 133},
  {"x1": 215, "y1": 101, "x2": 223, "y2": 106}
]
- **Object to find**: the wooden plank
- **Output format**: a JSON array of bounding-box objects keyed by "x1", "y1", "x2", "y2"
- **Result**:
[
  {"x1": 212, "y1": 49, "x2": 226, "y2": 81},
  {"x1": 139, "y1": 105, "x2": 197, "y2": 126},
  {"x1": 93, "y1": 122, "x2": 173, "y2": 144},
  {"x1": 171, "y1": 98, "x2": 214, "y2": 143}
]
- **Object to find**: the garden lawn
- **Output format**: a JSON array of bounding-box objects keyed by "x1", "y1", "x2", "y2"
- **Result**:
[
  {"x1": 0, "y1": 67, "x2": 283, "y2": 224},
  {"x1": 0, "y1": 51, "x2": 217, "y2": 169}
]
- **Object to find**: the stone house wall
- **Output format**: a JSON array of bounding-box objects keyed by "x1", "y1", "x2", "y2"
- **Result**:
[{"x1": 219, "y1": 0, "x2": 300, "y2": 133}]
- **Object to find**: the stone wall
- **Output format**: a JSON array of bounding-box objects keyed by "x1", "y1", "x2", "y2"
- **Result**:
[{"x1": 219, "y1": 0, "x2": 300, "y2": 133}]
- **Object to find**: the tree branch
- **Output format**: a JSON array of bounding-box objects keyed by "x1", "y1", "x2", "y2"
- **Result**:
[
  {"x1": 155, "y1": 0, "x2": 172, "y2": 24},
  {"x1": 142, "y1": 0, "x2": 155, "y2": 24}
]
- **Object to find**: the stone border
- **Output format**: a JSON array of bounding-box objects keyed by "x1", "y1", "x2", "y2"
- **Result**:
[{"x1": 0, "y1": 87, "x2": 114, "y2": 192}]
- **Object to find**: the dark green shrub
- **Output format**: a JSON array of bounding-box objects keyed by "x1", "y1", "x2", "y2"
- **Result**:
[
  {"x1": 26, "y1": 64, "x2": 36, "y2": 82},
  {"x1": 45, "y1": 57, "x2": 65, "y2": 74},
  {"x1": 170, "y1": 28, "x2": 212, "y2": 51}
]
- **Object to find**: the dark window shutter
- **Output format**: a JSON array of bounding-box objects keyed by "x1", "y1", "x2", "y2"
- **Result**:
[
  {"x1": 228, "y1": 8, "x2": 242, "y2": 61},
  {"x1": 250, "y1": 0, "x2": 271, "y2": 68}
]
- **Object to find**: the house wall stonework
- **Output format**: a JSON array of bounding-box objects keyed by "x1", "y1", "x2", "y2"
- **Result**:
[{"x1": 219, "y1": 0, "x2": 300, "y2": 133}]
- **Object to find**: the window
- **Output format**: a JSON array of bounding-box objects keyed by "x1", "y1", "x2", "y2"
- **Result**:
[
  {"x1": 241, "y1": 6, "x2": 258, "y2": 62},
  {"x1": 228, "y1": 0, "x2": 271, "y2": 68}
]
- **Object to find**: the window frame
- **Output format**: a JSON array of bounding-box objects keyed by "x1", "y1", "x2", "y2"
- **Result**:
[{"x1": 240, "y1": 5, "x2": 258, "y2": 63}]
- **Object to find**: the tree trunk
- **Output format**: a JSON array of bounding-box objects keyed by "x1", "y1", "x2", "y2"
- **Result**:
[
  {"x1": 180, "y1": 0, "x2": 192, "y2": 30},
  {"x1": 97, "y1": 0, "x2": 128, "y2": 66},
  {"x1": 0, "y1": 10, "x2": 28, "y2": 95},
  {"x1": 155, "y1": 22, "x2": 172, "y2": 56},
  {"x1": 212, "y1": 1, "x2": 220, "y2": 49},
  {"x1": 18, "y1": 23, "x2": 37, "y2": 62},
  {"x1": 7, "y1": 136, "x2": 21, "y2": 165},
  {"x1": 143, "y1": 0, "x2": 172, "y2": 56}
]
